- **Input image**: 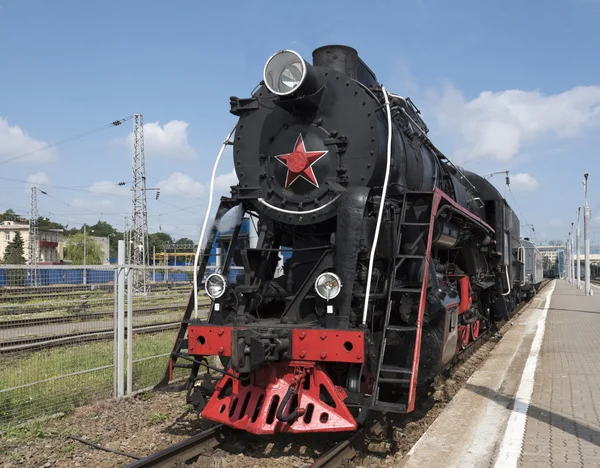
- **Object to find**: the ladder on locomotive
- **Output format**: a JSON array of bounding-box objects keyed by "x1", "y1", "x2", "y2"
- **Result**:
[{"x1": 371, "y1": 191, "x2": 438, "y2": 413}]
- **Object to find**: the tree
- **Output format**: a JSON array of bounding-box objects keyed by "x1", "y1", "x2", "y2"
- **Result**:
[
  {"x1": 89, "y1": 220, "x2": 118, "y2": 238},
  {"x1": 542, "y1": 256, "x2": 550, "y2": 270},
  {"x1": 64, "y1": 233, "x2": 103, "y2": 265},
  {"x1": 148, "y1": 232, "x2": 174, "y2": 255},
  {"x1": 37, "y1": 217, "x2": 65, "y2": 230},
  {"x1": 0, "y1": 209, "x2": 19, "y2": 223},
  {"x1": 2, "y1": 232, "x2": 26, "y2": 286},
  {"x1": 175, "y1": 237, "x2": 195, "y2": 252},
  {"x1": 3, "y1": 232, "x2": 26, "y2": 265}
]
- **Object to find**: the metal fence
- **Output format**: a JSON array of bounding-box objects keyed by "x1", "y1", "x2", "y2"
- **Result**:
[{"x1": 0, "y1": 261, "x2": 209, "y2": 427}]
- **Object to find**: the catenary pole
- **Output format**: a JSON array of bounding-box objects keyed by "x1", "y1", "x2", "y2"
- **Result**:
[
  {"x1": 576, "y1": 207, "x2": 581, "y2": 289},
  {"x1": 584, "y1": 173, "x2": 591, "y2": 295},
  {"x1": 570, "y1": 222, "x2": 574, "y2": 284},
  {"x1": 83, "y1": 225, "x2": 87, "y2": 285},
  {"x1": 568, "y1": 226, "x2": 573, "y2": 283}
]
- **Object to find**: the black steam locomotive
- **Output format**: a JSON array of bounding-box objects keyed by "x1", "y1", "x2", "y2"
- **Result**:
[{"x1": 158, "y1": 45, "x2": 523, "y2": 434}]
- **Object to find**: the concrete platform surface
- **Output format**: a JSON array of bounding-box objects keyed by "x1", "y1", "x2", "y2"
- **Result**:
[{"x1": 401, "y1": 280, "x2": 600, "y2": 468}]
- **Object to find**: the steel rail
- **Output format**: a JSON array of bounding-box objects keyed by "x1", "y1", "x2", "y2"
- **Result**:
[
  {"x1": 0, "y1": 304, "x2": 190, "y2": 328},
  {"x1": 122, "y1": 424, "x2": 226, "y2": 468},
  {"x1": 0, "y1": 322, "x2": 183, "y2": 354},
  {"x1": 309, "y1": 431, "x2": 363, "y2": 468}
]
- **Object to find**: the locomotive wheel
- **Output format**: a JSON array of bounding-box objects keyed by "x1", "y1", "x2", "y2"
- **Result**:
[
  {"x1": 470, "y1": 320, "x2": 481, "y2": 341},
  {"x1": 459, "y1": 324, "x2": 471, "y2": 350}
]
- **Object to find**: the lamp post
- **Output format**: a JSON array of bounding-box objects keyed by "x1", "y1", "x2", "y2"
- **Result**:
[
  {"x1": 576, "y1": 207, "x2": 581, "y2": 289},
  {"x1": 570, "y1": 222, "x2": 575, "y2": 284},
  {"x1": 584, "y1": 173, "x2": 591, "y2": 295},
  {"x1": 567, "y1": 233, "x2": 570, "y2": 282},
  {"x1": 567, "y1": 225, "x2": 573, "y2": 283}
]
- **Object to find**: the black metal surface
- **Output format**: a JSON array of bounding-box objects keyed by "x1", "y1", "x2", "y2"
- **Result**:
[{"x1": 122, "y1": 425, "x2": 225, "y2": 468}]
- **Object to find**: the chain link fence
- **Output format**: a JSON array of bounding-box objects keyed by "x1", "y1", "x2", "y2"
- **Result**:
[{"x1": 0, "y1": 263, "x2": 211, "y2": 428}]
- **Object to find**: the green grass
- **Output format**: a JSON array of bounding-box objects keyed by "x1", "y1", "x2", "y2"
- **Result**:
[
  {"x1": 0, "y1": 330, "x2": 189, "y2": 427},
  {"x1": 147, "y1": 413, "x2": 169, "y2": 425}
]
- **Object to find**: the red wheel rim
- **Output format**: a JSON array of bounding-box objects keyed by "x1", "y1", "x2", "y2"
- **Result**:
[
  {"x1": 459, "y1": 323, "x2": 470, "y2": 349},
  {"x1": 471, "y1": 320, "x2": 480, "y2": 340}
]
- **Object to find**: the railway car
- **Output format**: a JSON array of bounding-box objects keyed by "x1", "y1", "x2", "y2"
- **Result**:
[
  {"x1": 158, "y1": 45, "x2": 526, "y2": 435},
  {"x1": 519, "y1": 238, "x2": 544, "y2": 300}
]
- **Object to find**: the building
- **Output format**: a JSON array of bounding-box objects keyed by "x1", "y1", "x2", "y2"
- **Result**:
[
  {"x1": 0, "y1": 221, "x2": 64, "y2": 263},
  {"x1": 0, "y1": 221, "x2": 110, "y2": 265},
  {"x1": 92, "y1": 235, "x2": 110, "y2": 265},
  {"x1": 537, "y1": 245, "x2": 563, "y2": 265}
]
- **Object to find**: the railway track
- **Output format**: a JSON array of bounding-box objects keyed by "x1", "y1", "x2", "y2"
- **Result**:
[
  {"x1": 0, "y1": 322, "x2": 183, "y2": 354},
  {"x1": 0, "y1": 303, "x2": 191, "y2": 329},
  {"x1": 122, "y1": 424, "x2": 227, "y2": 468},
  {"x1": 0, "y1": 281, "x2": 193, "y2": 299},
  {"x1": 114, "y1": 281, "x2": 552, "y2": 468},
  {"x1": 0, "y1": 293, "x2": 205, "y2": 317}
]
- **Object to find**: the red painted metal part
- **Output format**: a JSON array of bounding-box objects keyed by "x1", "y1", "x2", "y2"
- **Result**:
[
  {"x1": 458, "y1": 324, "x2": 471, "y2": 350},
  {"x1": 471, "y1": 320, "x2": 481, "y2": 340},
  {"x1": 408, "y1": 191, "x2": 442, "y2": 412},
  {"x1": 448, "y1": 275, "x2": 473, "y2": 314},
  {"x1": 188, "y1": 325, "x2": 232, "y2": 357},
  {"x1": 434, "y1": 188, "x2": 495, "y2": 233},
  {"x1": 187, "y1": 326, "x2": 365, "y2": 364},
  {"x1": 200, "y1": 361, "x2": 357, "y2": 434},
  {"x1": 290, "y1": 329, "x2": 365, "y2": 363}
]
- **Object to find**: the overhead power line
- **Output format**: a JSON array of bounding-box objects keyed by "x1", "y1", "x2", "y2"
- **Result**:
[
  {"x1": 508, "y1": 186, "x2": 530, "y2": 227},
  {"x1": 0, "y1": 176, "x2": 129, "y2": 195},
  {"x1": 0, "y1": 115, "x2": 134, "y2": 165}
]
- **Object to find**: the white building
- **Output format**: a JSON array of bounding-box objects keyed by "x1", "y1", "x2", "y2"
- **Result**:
[
  {"x1": 0, "y1": 221, "x2": 64, "y2": 263},
  {"x1": 537, "y1": 245, "x2": 562, "y2": 264},
  {"x1": 91, "y1": 235, "x2": 110, "y2": 265}
]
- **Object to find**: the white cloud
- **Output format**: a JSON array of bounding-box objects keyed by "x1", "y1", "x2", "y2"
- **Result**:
[
  {"x1": 549, "y1": 218, "x2": 563, "y2": 227},
  {"x1": 89, "y1": 180, "x2": 129, "y2": 197},
  {"x1": 428, "y1": 85, "x2": 600, "y2": 162},
  {"x1": 0, "y1": 118, "x2": 57, "y2": 163},
  {"x1": 124, "y1": 120, "x2": 196, "y2": 160},
  {"x1": 215, "y1": 169, "x2": 239, "y2": 193},
  {"x1": 157, "y1": 172, "x2": 204, "y2": 198},
  {"x1": 26, "y1": 172, "x2": 50, "y2": 186},
  {"x1": 510, "y1": 172, "x2": 539, "y2": 191}
]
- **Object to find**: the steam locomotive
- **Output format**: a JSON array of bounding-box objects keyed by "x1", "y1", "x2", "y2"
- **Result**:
[{"x1": 158, "y1": 45, "x2": 528, "y2": 434}]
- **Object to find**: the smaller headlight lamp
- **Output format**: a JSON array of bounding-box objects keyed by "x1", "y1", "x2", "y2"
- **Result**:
[
  {"x1": 314, "y1": 272, "x2": 342, "y2": 300},
  {"x1": 205, "y1": 273, "x2": 227, "y2": 299}
]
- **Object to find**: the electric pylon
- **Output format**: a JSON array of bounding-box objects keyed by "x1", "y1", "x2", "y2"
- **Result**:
[
  {"x1": 28, "y1": 187, "x2": 39, "y2": 285},
  {"x1": 129, "y1": 113, "x2": 149, "y2": 294}
]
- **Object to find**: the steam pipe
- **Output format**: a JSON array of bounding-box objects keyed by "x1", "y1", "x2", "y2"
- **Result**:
[
  {"x1": 193, "y1": 126, "x2": 236, "y2": 319},
  {"x1": 361, "y1": 87, "x2": 392, "y2": 325}
]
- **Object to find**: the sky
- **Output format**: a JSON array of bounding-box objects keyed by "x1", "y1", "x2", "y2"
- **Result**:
[{"x1": 1, "y1": 0, "x2": 600, "y2": 245}]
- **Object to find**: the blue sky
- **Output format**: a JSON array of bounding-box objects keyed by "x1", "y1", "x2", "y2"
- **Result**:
[{"x1": 1, "y1": 0, "x2": 599, "y2": 244}]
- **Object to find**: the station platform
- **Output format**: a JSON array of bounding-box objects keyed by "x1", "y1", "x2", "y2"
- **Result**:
[{"x1": 401, "y1": 280, "x2": 600, "y2": 468}]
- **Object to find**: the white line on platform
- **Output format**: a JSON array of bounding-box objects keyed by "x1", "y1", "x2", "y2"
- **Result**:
[{"x1": 493, "y1": 281, "x2": 556, "y2": 468}]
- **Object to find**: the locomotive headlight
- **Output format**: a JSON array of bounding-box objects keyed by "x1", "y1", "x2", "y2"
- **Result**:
[
  {"x1": 315, "y1": 272, "x2": 342, "y2": 300},
  {"x1": 264, "y1": 50, "x2": 312, "y2": 96},
  {"x1": 205, "y1": 273, "x2": 227, "y2": 300}
]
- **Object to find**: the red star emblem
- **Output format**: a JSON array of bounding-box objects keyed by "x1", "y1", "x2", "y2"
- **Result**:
[{"x1": 274, "y1": 134, "x2": 328, "y2": 188}]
